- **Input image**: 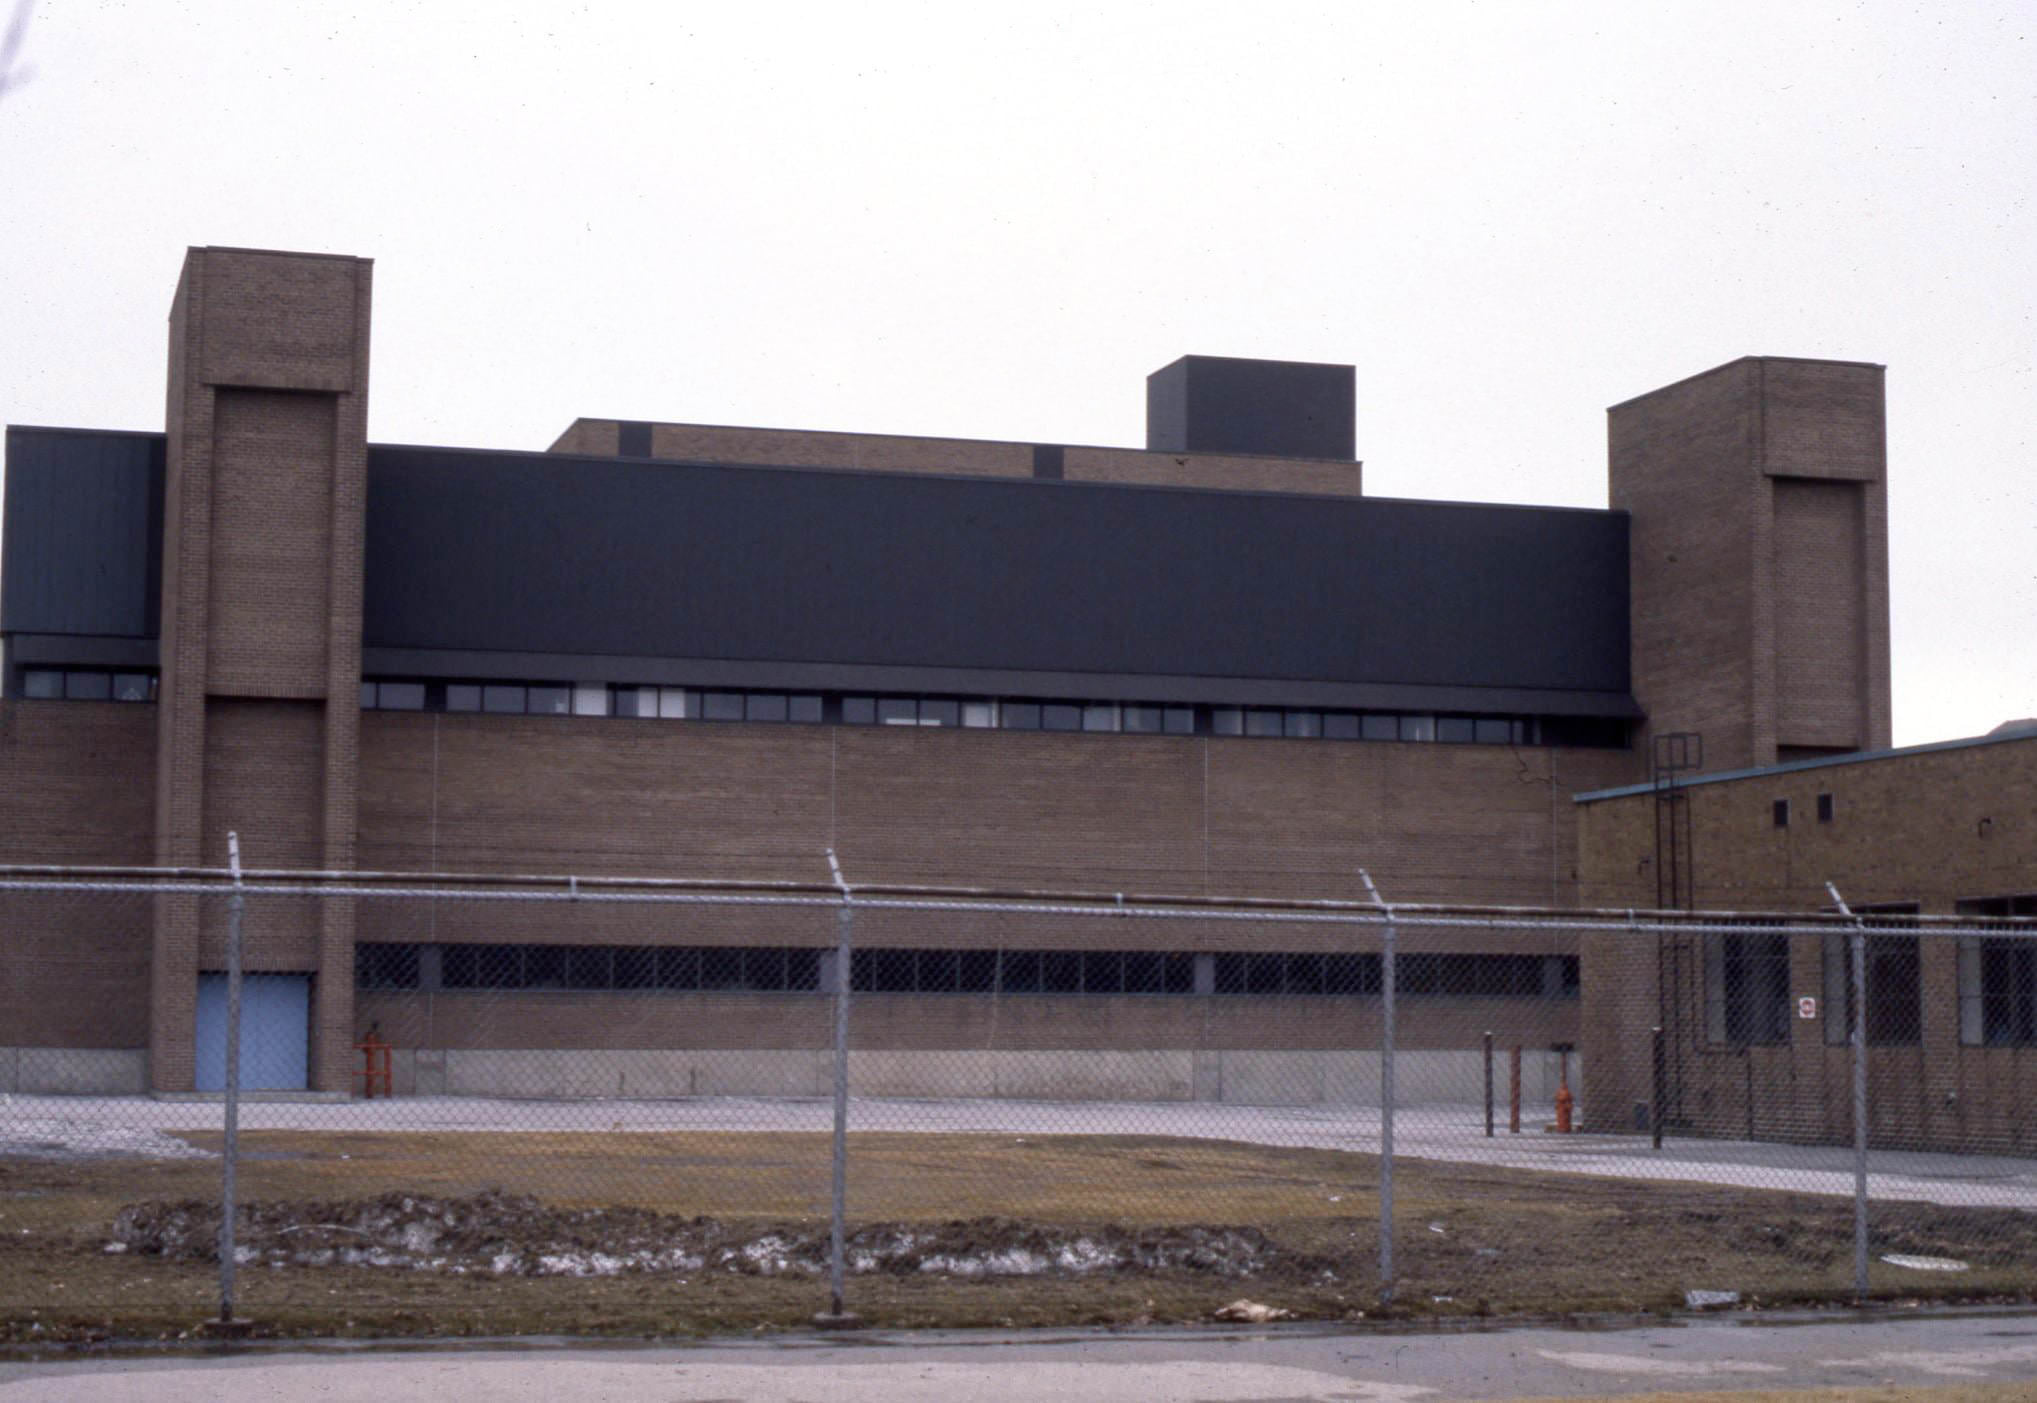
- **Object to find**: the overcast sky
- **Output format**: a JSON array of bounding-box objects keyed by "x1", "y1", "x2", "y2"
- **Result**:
[{"x1": 2, "y1": 1, "x2": 2029, "y2": 746}]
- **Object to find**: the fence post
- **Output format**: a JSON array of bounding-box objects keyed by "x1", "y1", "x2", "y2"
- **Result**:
[
  {"x1": 1483, "y1": 1030, "x2": 1494, "y2": 1138},
  {"x1": 817, "y1": 850, "x2": 860, "y2": 1328},
  {"x1": 1827, "y1": 883, "x2": 1871, "y2": 1301},
  {"x1": 1650, "y1": 1025, "x2": 1665, "y2": 1151},
  {"x1": 1359, "y1": 870, "x2": 1395, "y2": 1305},
  {"x1": 218, "y1": 833, "x2": 245, "y2": 1328}
]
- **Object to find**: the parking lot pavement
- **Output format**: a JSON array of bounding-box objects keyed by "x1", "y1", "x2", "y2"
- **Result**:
[
  {"x1": 6, "y1": 1312, "x2": 2037, "y2": 1401},
  {"x1": 10, "y1": 1092, "x2": 2037, "y2": 1209}
]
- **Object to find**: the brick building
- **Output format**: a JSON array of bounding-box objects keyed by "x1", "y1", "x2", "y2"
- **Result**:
[
  {"x1": 7, "y1": 243, "x2": 2013, "y2": 1131},
  {"x1": 1576, "y1": 724, "x2": 2037, "y2": 1149}
]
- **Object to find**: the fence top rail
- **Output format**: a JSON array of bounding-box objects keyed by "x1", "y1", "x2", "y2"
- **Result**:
[{"x1": 0, "y1": 862, "x2": 2031, "y2": 934}]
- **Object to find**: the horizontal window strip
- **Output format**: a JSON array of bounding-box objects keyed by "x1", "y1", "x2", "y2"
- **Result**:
[
  {"x1": 359, "y1": 678, "x2": 1630, "y2": 749},
  {"x1": 356, "y1": 943, "x2": 1579, "y2": 999}
]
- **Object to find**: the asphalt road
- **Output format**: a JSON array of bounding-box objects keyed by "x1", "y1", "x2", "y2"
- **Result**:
[{"x1": 6, "y1": 1312, "x2": 2037, "y2": 1401}]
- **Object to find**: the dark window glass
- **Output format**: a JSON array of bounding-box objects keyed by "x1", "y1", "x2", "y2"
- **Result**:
[
  {"x1": 114, "y1": 673, "x2": 155, "y2": 702},
  {"x1": 1123, "y1": 705, "x2": 1163, "y2": 734},
  {"x1": 878, "y1": 949, "x2": 918, "y2": 991},
  {"x1": 440, "y1": 944, "x2": 493, "y2": 988},
  {"x1": 1124, "y1": 951, "x2": 1165, "y2": 992},
  {"x1": 741, "y1": 948, "x2": 786, "y2": 990},
  {"x1": 1979, "y1": 941, "x2": 2037, "y2": 1046},
  {"x1": 1818, "y1": 793, "x2": 1835, "y2": 822},
  {"x1": 611, "y1": 685, "x2": 644, "y2": 718},
  {"x1": 1042, "y1": 704, "x2": 1082, "y2": 732},
  {"x1": 1284, "y1": 710, "x2": 1321, "y2": 738},
  {"x1": 446, "y1": 684, "x2": 481, "y2": 712},
  {"x1": 1399, "y1": 714, "x2": 1436, "y2": 742},
  {"x1": 877, "y1": 697, "x2": 918, "y2": 726},
  {"x1": 1246, "y1": 709, "x2": 1282, "y2": 737},
  {"x1": 524, "y1": 946, "x2": 565, "y2": 987},
  {"x1": 564, "y1": 946, "x2": 611, "y2": 989},
  {"x1": 790, "y1": 695, "x2": 823, "y2": 723},
  {"x1": 354, "y1": 943, "x2": 421, "y2": 989},
  {"x1": 1000, "y1": 950, "x2": 1041, "y2": 992},
  {"x1": 1773, "y1": 799, "x2": 1790, "y2": 828},
  {"x1": 1213, "y1": 953, "x2": 1246, "y2": 994},
  {"x1": 786, "y1": 949, "x2": 821, "y2": 991},
  {"x1": 957, "y1": 950, "x2": 997, "y2": 991},
  {"x1": 1212, "y1": 708, "x2": 1244, "y2": 735},
  {"x1": 745, "y1": 693, "x2": 789, "y2": 723},
  {"x1": 921, "y1": 950, "x2": 960, "y2": 990},
  {"x1": 1163, "y1": 707, "x2": 1196, "y2": 735},
  {"x1": 702, "y1": 691, "x2": 744, "y2": 721},
  {"x1": 1437, "y1": 716, "x2": 1476, "y2": 744},
  {"x1": 1245, "y1": 953, "x2": 1284, "y2": 994},
  {"x1": 1002, "y1": 702, "x2": 1041, "y2": 730},
  {"x1": 614, "y1": 948, "x2": 656, "y2": 989},
  {"x1": 1041, "y1": 950, "x2": 1082, "y2": 992},
  {"x1": 1718, "y1": 928, "x2": 1791, "y2": 1044},
  {"x1": 65, "y1": 671, "x2": 111, "y2": 701},
  {"x1": 843, "y1": 696, "x2": 876, "y2": 725},
  {"x1": 700, "y1": 948, "x2": 747, "y2": 990},
  {"x1": 378, "y1": 681, "x2": 425, "y2": 710},
  {"x1": 526, "y1": 686, "x2": 570, "y2": 716},
  {"x1": 1164, "y1": 953, "x2": 1196, "y2": 993},
  {"x1": 657, "y1": 947, "x2": 700, "y2": 990},
  {"x1": 21, "y1": 670, "x2": 62, "y2": 699},
  {"x1": 1287, "y1": 953, "x2": 1326, "y2": 994},
  {"x1": 361, "y1": 681, "x2": 379, "y2": 708},
  {"x1": 920, "y1": 698, "x2": 960, "y2": 728},
  {"x1": 483, "y1": 684, "x2": 526, "y2": 714},
  {"x1": 1326, "y1": 953, "x2": 1380, "y2": 994},
  {"x1": 1474, "y1": 718, "x2": 1512, "y2": 744},
  {"x1": 1360, "y1": 714, "x2": 1398, "y2": 741},
  {"x1": 1080, "y1": 951, "x2": 1122, "y2": 993},
  {"x1": 1323, "y1": 712, "x2": 1359, "y2": 740}
]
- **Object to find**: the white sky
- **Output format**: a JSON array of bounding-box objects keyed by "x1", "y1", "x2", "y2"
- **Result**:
[{"x1": 1, "y1": 1, "x2": 2030, "y2": 746}]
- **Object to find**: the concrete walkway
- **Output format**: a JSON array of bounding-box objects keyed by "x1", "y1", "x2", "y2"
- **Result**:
[{"x1": 9, "y1": 1092, "x2": 2037, "y2": 1209}]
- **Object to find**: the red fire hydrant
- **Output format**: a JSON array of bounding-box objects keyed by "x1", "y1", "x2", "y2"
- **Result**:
[{"x1": 354, "y1": 1031, "x2": 392, "y2": 1099}]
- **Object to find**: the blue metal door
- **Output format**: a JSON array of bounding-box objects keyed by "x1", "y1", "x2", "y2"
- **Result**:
[{"x1": 195, "y1": 974, "x2": 311, "y2": 1092}]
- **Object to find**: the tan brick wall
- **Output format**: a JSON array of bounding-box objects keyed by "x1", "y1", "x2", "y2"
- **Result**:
[
  {"x1": 1611, "y1": 360, "x2": 1763, "y2": 771},
  {"x1": 0, "y1": 704, "x2": 155, "y2": 1048},
  {"x1": 362, "y1": 713, "x2": 1637, "y2": 907},
  {"x1": 1062, "y1": 446, "x2": 1361, "y2": 496},
  {"x1": 545, "y1": 419, "x2": 1363, "y2": 496},
  {"x1": 650, "y1": 423, "x2": 1032, "y2": 478}
]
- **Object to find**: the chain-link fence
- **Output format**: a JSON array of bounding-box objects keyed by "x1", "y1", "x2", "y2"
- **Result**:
[{"x1": 2, "y1": 855, "x2": 2033, "y2": 1336}]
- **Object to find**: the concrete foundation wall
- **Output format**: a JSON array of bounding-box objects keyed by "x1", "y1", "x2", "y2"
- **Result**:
[
  {"x1": 362, "y1": 1046, "x2": 1580, "y2": 1107},
  {"x1": 0, "y1": 1047, "x2": 149, "y2": 1094}
]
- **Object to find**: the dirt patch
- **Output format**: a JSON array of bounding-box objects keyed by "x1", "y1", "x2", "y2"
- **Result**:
[
  {"x1": 109, "y1": 1190, "x2": 1336, "y2": 1282},
  {"x1": 2, "y1": 1131, "x2": 2033, "y2": 1342}
]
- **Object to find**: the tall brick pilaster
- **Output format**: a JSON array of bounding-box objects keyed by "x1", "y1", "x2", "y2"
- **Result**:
[
  {"x1": 1610, "y1": 356, "x2": 1891, "y2": 775},
  {"x1": 151, "y1": 247, "x2": 372, "y2": 1093}
]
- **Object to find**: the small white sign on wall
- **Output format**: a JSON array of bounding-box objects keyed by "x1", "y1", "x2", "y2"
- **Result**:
[{"x1": 1798, "y1": 996, "x2": 1819, "y2": 1020}]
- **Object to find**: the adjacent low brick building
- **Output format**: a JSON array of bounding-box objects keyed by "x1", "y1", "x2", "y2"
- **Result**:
[
  {"x1": 1576, "y1": 723, "x2": 2037, "y2": 1150},
  {"x1": 8, "y1": 244, "x2": 2018, "y2": 1137}
]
